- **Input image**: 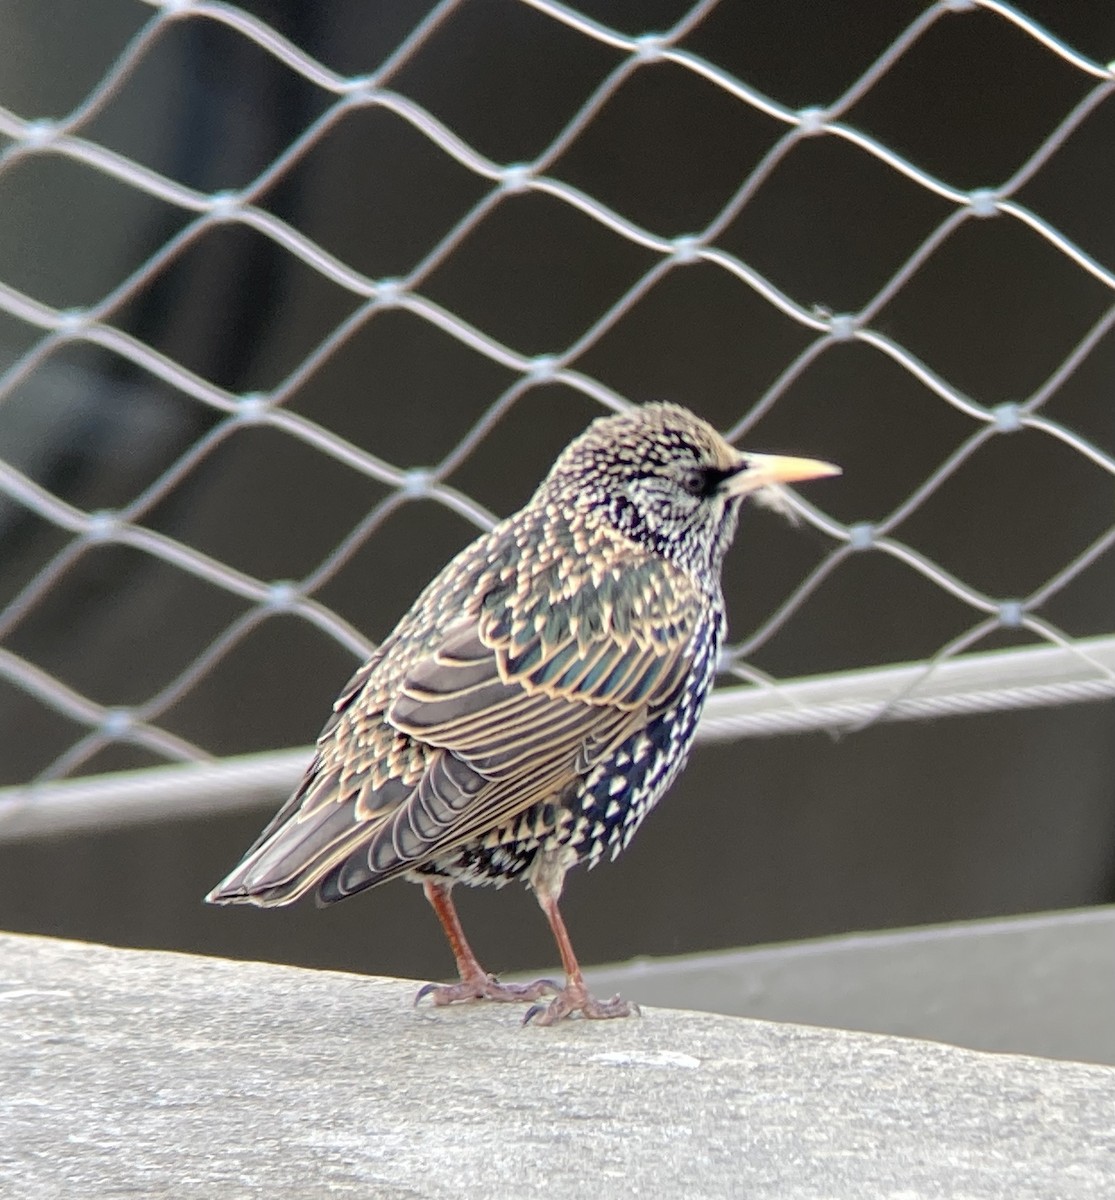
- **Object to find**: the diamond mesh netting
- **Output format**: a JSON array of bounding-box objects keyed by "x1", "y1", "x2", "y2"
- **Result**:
[{"x1": 0, "y1": 0, "x2": 1113, "y2": 828}]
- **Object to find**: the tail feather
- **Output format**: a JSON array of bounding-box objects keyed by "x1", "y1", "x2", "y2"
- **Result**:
[{"x1": 205, "y1": 795, "x2": 368, "y2": 907}]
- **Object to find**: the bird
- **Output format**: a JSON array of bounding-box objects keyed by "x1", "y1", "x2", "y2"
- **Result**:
[{"x1": 206, "y1": 403, "x2": 839, "y2": 1024}]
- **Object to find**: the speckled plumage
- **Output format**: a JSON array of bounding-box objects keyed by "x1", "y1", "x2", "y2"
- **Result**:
[{"x1": 208, "y1": 403, "x2": 838, "y2": 1023}]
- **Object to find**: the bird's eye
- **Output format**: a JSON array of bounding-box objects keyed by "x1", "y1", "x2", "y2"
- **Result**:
[{"x1": 680, "y1": 468, "x2": 707, "y2": 496}]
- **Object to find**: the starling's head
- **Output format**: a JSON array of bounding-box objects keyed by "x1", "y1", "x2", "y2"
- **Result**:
[{"x1": 542, "y1": 403, "x2": 839, "y2": 574}]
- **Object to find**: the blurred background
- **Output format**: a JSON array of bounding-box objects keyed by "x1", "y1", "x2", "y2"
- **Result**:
[{"x1": 0, "y1": 0, "x2": 1113, "y2": 988}]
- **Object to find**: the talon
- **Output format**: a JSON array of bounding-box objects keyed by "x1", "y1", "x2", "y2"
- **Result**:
[
  {"x1": 415, "y1": 974, "x2": 561, "y2": 1008},
  {"x1": 521, "y1": 981, "x2": 638, "y2": 1026}
]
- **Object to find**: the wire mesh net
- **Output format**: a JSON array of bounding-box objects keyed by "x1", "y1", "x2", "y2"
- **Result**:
[{"x1": 0, "y1": 0, "x2": 1113, "y2": 822}]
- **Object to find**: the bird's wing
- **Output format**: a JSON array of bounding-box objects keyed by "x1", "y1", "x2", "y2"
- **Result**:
[{"x1": 207, "y1": 552, "x2": 701, "y2": 906}]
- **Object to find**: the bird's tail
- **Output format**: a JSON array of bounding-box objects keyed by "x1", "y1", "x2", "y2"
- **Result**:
[{"x1": 205, "y1": 782, "x2": 368, "y2": 908}]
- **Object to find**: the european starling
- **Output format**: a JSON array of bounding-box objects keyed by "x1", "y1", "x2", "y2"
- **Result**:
[{"x1": 207, "y1": 403, "x2": 838, "y2": 1024}]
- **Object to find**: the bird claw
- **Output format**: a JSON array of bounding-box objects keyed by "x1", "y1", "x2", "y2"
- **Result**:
[
  {"x1": 415, "y1": 975, "x2": 560, "y2": 1007},
  {"x1": 523, "y1": 987, "x2": 641, "y2": 1026},
  {"x1": 413, "y1": 981, "x2": 442, "y2": 1007}
]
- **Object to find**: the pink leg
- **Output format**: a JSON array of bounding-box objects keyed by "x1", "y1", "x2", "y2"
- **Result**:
[
  {"x1": 414, "y1": 880, "x2": 558, "y2": 1007},
  {"x1": 524, "y1": 888, "x2": 639, "y2": 1026}
]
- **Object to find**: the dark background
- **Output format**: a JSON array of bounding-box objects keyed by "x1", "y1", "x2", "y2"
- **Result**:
[{"x1": 0, "y1": 0, "x2": 1113, "y2": 982}]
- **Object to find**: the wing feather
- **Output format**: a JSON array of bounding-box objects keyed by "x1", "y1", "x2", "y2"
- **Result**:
[{"x1": 208, "y1": 540, "x2": 703, "y2": 908}]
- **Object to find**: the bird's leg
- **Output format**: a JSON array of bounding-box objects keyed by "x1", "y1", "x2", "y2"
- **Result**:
[
  {"x1": 414, "y1": 880, "x2": 559, "y2": 1006},
  {"x1": 524, "y1": 880, "x2": 639, "y2": 1026}
]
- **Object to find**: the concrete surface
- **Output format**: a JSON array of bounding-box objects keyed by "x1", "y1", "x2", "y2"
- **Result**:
[
  {"x1": 585, "y1": 906, "x2": 1115, "y2": 1066},
  {"x1": 2, "y1": 933, "x2": 1115, "y2": 1198}
]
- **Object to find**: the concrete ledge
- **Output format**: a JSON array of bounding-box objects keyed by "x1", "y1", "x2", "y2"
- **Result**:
[{"x1": 2, "y1": 933, "x2": 1114, "y2": 1199}]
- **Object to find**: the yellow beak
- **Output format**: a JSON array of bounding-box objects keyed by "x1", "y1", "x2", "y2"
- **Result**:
[{"x1": 722, "y1": 452, "x2": 841, "y2": 497}]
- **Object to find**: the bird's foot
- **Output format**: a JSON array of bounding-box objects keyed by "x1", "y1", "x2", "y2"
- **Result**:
[
  {"x1": 415, "y1": 973, "x2": 560, "y2": 1008},
  {"x1": 523, "y1": 980, "x2": 641, "y2": 1026}
]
